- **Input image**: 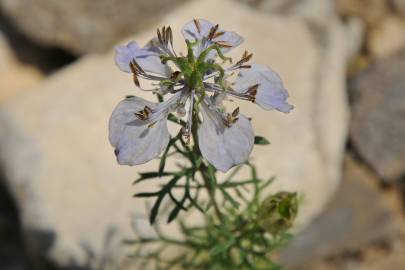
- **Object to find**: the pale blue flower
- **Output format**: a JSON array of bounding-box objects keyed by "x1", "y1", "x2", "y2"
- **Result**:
[{"x1": 109, "y1": 19, "x2": 293, "y2": 172}]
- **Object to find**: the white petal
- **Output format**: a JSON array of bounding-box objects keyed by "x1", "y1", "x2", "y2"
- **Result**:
[
  {"x1": 234, "y1": 64, "x2": 293, "y2": 113},
  {"x1": 181, "y1": 19, "x2": 244, "y2": 58},
  {"x1": 109, "y1": 96, "x2": 170, "y2": 165},
  {"x1": 114, "y1": 41, "x2": 171, "y2": 77},
  {"x1": 198, "y1": 105, "x2": 254, "y2": 172},
  {"x1": 182, "y1": 19, "x2": 214, "y2": 41}
]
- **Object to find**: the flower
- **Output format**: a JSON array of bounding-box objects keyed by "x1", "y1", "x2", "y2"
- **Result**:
[{"x1": 109, "y1": 19, "x2": 293, "y2": 172}]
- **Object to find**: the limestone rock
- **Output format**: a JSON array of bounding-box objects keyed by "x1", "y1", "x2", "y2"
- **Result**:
[
  {"x1": 337, "y1": 0, "x2": 389, "y2": 26},
  {"x1": 350, "y1": 49, "x2": 405, "y2": 183},
  {"x1": 0, "y1": 33, "x2": 43, "y2": 102},
  {"x1": 280, "y1": 154, "x2": 402, "y2": 269},
  {"x1": 250, "y1": 0, "x2": 338, "y2": 24},
  {"x1": 392, "y1": 0, "x2": 405, "y2": 18},
  {"x1": 0, "y1": 0, "x2": 356, "y2": 267},
  {"x1": 368, "y1": 16, "x2": 405, "y2": 59},
  {"x1": 0, "y1": 0, "x2": 186, "y2": 54}
]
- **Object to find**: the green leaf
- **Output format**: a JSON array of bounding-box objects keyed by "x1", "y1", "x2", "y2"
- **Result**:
[
  {"x1": 168, "y1": 192, "x2": 187, "y2": 211},
  {"x1": 149, "y1": 175, "x2": 182, "y2": 224},
  {"x1": 149, "y1": 194, "x2": 165, "y2": 225},
  {"x1": 209, "y1": 237, "x2": 236, "y2": 256},
  {"x1": 168, "y1": 113, "x2": 186, "y2": 127},
  {"x1": 254, "y1": 136, "x2": 270, "y2": 145},
  {"x1": 156, "y1": 93, "x2": 164, "y2": 102},
  {"x1": 133, "y1": 191, "x2": 160, "y2": 198},
  {"x1": 133, "y1": 172, "x2": 173, "y2": 184},
  {"x1": 158, "y1": 136, "x2": 178, "y2": 177},
  {"x1": 167, "y1": 194, "x2": 187, "y2": 223},
  {"x1": 220, "y1": 187, "x2": 240, "y2": 208}
]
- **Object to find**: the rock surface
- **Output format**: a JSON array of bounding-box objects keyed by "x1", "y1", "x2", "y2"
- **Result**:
[
  {"x1": 246, "y1": 0, "x2": 338, "y2": 24},
  {"x1": 280, "y1": 154, "x2": 402, "y2": 269},
  {"x1": 0, "y1": 0, "x2": 356, "y2": 267},
  {"x1": 350, "y1": 49, "x2": 405, "y2": 183},
  {"x1": 368, "y1": 16, "x2": 405, "y2": 59},
  {"x1": 0, "y1": 32, "x2": 43, "y2": 102},
  {"x1": 0, "y1": 0, "x2": 186, "y2": 54},
  {"x1": 393, "y1": 0, "x2": 405, "y2": 18},
  {"x1": 337, "y1": 0, "x2": 389, "y2": 25}
]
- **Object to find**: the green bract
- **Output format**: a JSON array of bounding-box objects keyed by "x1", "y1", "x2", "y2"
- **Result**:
[{"x1": 160, "y1": 40, "x2": 231, "y2": 93}]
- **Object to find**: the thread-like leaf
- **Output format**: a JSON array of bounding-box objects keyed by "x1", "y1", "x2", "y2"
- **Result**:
[
  {"x1": 149, "y1": 175, "x2": 182, "y2": 224},
  {"x1": 167, "y1": 194, "x2": 187, "y2": 223},
  {"x1": 133, "y1": 172, "x2": 173, "y2": 184},
  {"x1": 158, "y1": 136, "x2": 178, "y2": 176}
]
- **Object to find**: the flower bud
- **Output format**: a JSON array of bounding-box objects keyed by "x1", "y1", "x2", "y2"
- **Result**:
[{"x1": 258, "y1": 192, "x2": 298, "y2": 236}]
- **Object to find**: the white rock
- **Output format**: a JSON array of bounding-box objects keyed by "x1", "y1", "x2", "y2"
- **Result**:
[
  {"x1": 0, "y1": 0, "x2": 357, "y2": 266},
  {"x1": 0, "y1": 32, "x2": 43, "y2": 102},
  {"x1": 258, "y1": 0, "x2": 336, "y2": 24}
]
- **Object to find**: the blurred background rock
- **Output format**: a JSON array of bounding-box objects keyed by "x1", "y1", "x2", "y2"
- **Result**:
[{"x1": 0, "y1": 0, "x2": 404, "y2": 269}]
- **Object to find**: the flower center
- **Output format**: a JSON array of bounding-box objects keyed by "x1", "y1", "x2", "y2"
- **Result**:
[{"x1": 160, "y1": 39, "x2": 232, "y2": 94}]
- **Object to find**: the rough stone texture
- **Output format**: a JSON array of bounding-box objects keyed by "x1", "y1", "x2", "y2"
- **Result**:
[
  {"x1": 359, "y1": 234, "x2": 405, "y2": 270},
  {"x1": 0, "y1": 0, "x2": 357, "y2": 267},
  {"x1": 392, "y1": 0, "x2": 405, "y2": 18},
  {"x1": 350, "y1": 49, "x2": 405, "y2": 183},
  {"x1": 280, "y1": 154, "x2": 402, "y2": 269},
  {"x1": 368, "y1": 16, "x2": 405, "y2": 59},
  {"x1": 337, "y1": 0, "x2": 389, "y2": 26},
  {"x1": 246, "y1": 0, "x2": 338, "y2": 24},
  {"x1": 0, "y1": 0, "x2": 186, "y2": 54},
  {"x1": 0, "y1": 32, "x2": 43, "y2": 102}
]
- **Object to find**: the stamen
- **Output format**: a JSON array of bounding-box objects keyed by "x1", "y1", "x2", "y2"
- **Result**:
[
  {"x1": 131, "y1": 59, "x2": 145, "y2": 74},
  {"x1": 246, "y1": 84, "x2": 259, "y2": 102},
  {"x1": 212, "y1": 31, "x2": 225, "y2": 39},
  {"x1": 134, "y1": 106, "x2": 153, "y2": 120},
  {"x1": 208, "y1": 24, "x2": 219, "y2": 40},
  {"x1": 132, "y1": 74, "x2": 140, "y2": 87},
  {"x1": 232, "y1": 107, "x2": 240, "y2": 117},
  {"x1": 235, "y1": 51, "x2": 253, "y2": 67},
  {"x1": 129, "y1": 58, "x2": 171, "y2": 82},
  {"x1": 170, "y1": 71, "x2": 181, "y2": 80},
  {"x1": 157, "y1": 28, "x2": 163, "y2": 44},
  {"x1": 215, "y1": 41, "x2": 232, "y2": 48},
  {"x1": 148, "y1": 121, "x2": 157, "y2": 128},
  {"x1": 162, "y1": 26, "x2": 167, "y2": 44},
  {"x1": 204, "y1": 82, "x2": 259, "y2": 103},
  {"x1": 193, "y1": 18, "x2": 201, "y2": 33},
  {"x1": 129, "y1": 61, "x2": 137, "y2": 74},
  {"x1": 242, "y1": 50, "x2": 248, "y2": 59},
  {"x1": 247, "y1": 84, "x2": 259, "y2": 96},
  {"x1": 167, "y1": 26, "x2": 173, "y2": 47},
  {"x1": 129, "y1": 60, "x2": 140, "y2": 87},
  {"x1": 223, "y1": 110, "x2": 239, "y2": 128}
]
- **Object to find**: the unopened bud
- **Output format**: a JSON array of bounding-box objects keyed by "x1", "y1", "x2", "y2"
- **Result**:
[{"x1": 258, "y1": 192, "x2": 298, "y2": 236}]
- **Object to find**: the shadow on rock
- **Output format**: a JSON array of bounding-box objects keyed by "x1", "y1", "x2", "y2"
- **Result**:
[{"x1": 0, "y1": 9, "x2": 77, "y2": 74}]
